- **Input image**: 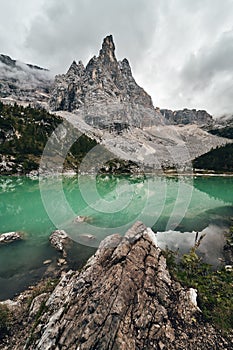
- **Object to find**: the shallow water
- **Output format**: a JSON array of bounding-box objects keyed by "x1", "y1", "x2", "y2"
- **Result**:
[{"x1": 0, "y1": 174, "x2": 233, "y2": 300}]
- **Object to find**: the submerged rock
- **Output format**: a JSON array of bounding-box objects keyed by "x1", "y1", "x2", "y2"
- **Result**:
[
  {"x1": 78, "y1": 233, "x2": 96, "y2": 242},
  {"x1": 0, "y1": 231, "x2": 23, "y2": 245},
  {"x1": 73, "y1": 215, "x2": 90, "y2": 223},
  {"x1": 9, "y1": 221, "x2": 230, "y2": 350}
]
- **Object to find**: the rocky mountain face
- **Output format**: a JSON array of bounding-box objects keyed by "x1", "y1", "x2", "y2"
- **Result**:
[
  {"x1": 0, "y1": 36, "x2": 232, "y2": 172},
  {"x1": 160, "y1": 108, "x2": 213, "y2": 126},
  {"x1": 50, "y1": 35, "x2": 164, "y2": 129},
  {"x1": 1, "y1": 222, "x2": 231, "y2": 349},
  {"x1": 0, "y1": 54, "x2": 52, "y2": 106},
  {"x1": 48, "y1": 35, "x2": 232, "y2": 170}
]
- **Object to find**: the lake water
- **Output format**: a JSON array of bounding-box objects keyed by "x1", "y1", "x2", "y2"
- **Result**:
[{"x1": 0, "y1": 174, "x2": 233, "y2": 300}]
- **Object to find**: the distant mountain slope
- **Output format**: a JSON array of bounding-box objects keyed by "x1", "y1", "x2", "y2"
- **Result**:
[
  {"x1": 0, "y1": 37, "x2": 232, "y2": 172},
  {"x1": 0, "y1": 54, "x2": 52, "y2": 105},
  {"x1": 193, "y1": 143, "x2": 233, "y2": 172},
  {"x1": 0, "y1": 102, "x2": 98, "y2": 174},
  {"x1": 208, "y1": 115, "x2": 233, "y2": 139},
  {"x1": 160, "y1": 108, "x2": 213, "y2": 127}
]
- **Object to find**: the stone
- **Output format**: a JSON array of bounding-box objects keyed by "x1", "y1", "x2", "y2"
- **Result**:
[
  {"x1": 49, "y1": 35, "x2": 163, "y2": 129},
  {"x1": 10, "y1": 221, "x2": 230, "y2": 350},
  {"x1": 78, "y1": 234, "x2": 96, "y2": 241},
  {"x1": 0, "y1": 231, "x2": 23, "y2": 245},
  {"x1": 43, "y1": 260, "x2": 52, "y2": 265},
  {"x1": 225, "y1": 265, "x2": 233, "y2": 272},
  {"x1": 57, "y1": 258, "x2": 67, "y2": 266},
  {"x1": 0, "y1": 299, "x2": 19, "y2": 310},
  {"x1": 49, "y1": 230, "x2": 71, "y2": 257},
  {"x1": 160, "y1": 108, "x2": 214, "y2": 127},
  {"x1": 28, "y1": 293, "x2": 48, "y2": 320},
  {"x1": 73, "y1": 215, "x2": 89, "y2": 223}
]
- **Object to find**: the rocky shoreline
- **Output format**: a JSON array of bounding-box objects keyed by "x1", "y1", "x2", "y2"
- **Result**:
[{"x1": 0, "y1": 222, "x2": 232, "y2": 349}]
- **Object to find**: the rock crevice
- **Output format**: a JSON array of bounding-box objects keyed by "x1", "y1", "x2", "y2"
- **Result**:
[{"x1": 7, "y1": 221, "x2": 230, "y2": 350}]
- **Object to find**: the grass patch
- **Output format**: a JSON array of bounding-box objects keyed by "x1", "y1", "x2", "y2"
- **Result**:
[
  {"x1": 163, "y1": 240, "x2": 233, "y2": 332},
  {"x1": 27, "y1": 278, "x2": 59, "y2": 308},
  {"x1": 0, "y1": 304, "x2": 11, "y2": 339}
]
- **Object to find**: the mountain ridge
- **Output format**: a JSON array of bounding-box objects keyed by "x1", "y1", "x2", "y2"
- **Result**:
[{"x1": 0, "y1": 35, "x2": 232, "y2": 172}]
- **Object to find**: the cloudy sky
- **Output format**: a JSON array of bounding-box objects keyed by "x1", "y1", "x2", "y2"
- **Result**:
[{"x1": 0, "y1": 0, "x2": 233, "y2": 116}]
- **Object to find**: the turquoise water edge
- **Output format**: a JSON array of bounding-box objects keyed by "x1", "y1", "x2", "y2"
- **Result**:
[{"x1": 0, "y1": 174, "x2": 233, "y2": 300}]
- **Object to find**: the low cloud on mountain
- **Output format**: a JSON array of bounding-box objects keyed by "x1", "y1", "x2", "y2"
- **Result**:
[{"x1": 0, "y1": 0, "x2": 233, "y2": 116}]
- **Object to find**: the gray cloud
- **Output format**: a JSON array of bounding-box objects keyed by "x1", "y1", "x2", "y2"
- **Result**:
[
  {"x1": 136, "y1": 0, "x2": 233, "y2": 116},
  {"x1": 25, "y1": 0, "x2": 158, "y2": 73},
  {"x1": 0, "y1": 0, "x2": 233, "y2": 116},
  {"x1": 0, "y1": 60, "x2": 52, "y2": 89},
  {"x1": 181, "y1": 30, "x2": 233, "y2": 89},
  {"x1": 174, "y1": 29, "x2": 233, "y2": 116}
]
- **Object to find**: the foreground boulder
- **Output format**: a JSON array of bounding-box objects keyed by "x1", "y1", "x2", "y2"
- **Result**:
[{"x1": 6, "y1": 222, "x2": 228, "y2": 350}]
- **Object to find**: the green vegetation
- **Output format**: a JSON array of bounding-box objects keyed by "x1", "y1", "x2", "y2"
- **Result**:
[
  {"x1": 0, "y1": 102, "x2": 97, "y2": 174},
  {"x1": 164, "y1": 240, "x2": 233, "y2": 332},
  {"x1": 25, "y1": 301, "x2": 48, "y2": 349},
  {"x1": 26, "y1": 278, "x2": 59, "y2": 308},
  {"x1": 209, "y1": 126, "x2": 233, "y2": 139},
  {"x1": 193, "y1": 143, "x2": 233, "y2": 172},
  {"x1": 0, "y1": 304, "x2": 11, "y2": 339}
]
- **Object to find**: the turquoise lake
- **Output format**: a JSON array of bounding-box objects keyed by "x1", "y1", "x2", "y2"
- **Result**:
[{"x1": 0, "y1": 174, "x2": 233, "y2": 300}]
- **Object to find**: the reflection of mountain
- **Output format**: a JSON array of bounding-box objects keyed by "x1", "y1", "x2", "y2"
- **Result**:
[
  {"x1": 193, "y1": 176, "x2": 233, "y2": 204},
  {"x1": 153, "y1": 206, "x2": 233, "y2": 232},
  {"x1": 156, "y1": 223, "x2": 227, "y2": 266}
]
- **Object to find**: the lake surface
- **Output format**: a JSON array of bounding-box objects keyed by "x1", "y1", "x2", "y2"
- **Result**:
[{"x1": 0, "y1": 174, "x2": 233, "y2": 300}]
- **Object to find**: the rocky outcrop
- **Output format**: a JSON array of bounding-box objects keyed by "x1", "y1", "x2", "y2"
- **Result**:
[
  {"x1": 50, "y1": 35, "x2": 153, "y2": 111},
  {"x1": 49, "y1": 35, "x2": 164, "y2": 129},
  {"x1": 0, "y1": 38, "x2": 232, "y2": 171},
  {"x1": 49, "y1": 230, "x2": 71, "y2": 258},
  {"x1": 3, "y1": 222, "x2": 231, "y2": 350},
  {"x1": 160, "y1": 108, "x2": 214, "y2": 126},
  {"x1": 0, "y1": 231, "x2": 23, "y2": 245}
]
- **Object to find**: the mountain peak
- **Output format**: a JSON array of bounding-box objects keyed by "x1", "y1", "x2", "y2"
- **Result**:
[
  {"x1": 99, "y1": 34, "x2": 116, "y2": 63},
  {"x1": 0, "y1": 54, "x2": 16, "y2": 68},
  {"x1": 67, "y1": 60, "x2": 85, "y2": 77},
  {"x1": 50, "y1": 35, "x2": 155, "y2": 119}
]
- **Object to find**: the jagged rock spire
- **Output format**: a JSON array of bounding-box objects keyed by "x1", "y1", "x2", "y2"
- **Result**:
[
  {"x1": 67, "y1": 60, "x2": 85, "y2": 77},
  {"x1": 49, "y1": 35, "x2": 155, "y2": 116},
  {"x1": 99, "y1": 35, "x2": 117, "y2": 63}
]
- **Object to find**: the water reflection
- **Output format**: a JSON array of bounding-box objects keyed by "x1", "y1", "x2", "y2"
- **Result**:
[
  {"x1": 0, "y1": 175, "x2": 232, "y2": 300},
  {"x1": 193, "y1": 176, "x2": 233, "y2": 204}
]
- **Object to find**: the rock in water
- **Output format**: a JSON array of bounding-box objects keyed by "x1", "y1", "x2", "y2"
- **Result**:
[
  {"x1": 49, "y1": 230, "x2": 71, "y2": 258},
  {"x1": 0, "y1": 231, "x2": 23, "y2": 245},
  {"x1": 22, "y1": 222, "x2": 230, "y2": 350}
]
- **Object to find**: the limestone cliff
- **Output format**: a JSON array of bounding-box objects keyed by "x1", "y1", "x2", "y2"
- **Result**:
[
  {"x1": 49, "y1": 35, "x2": 164, "y2": 129},
  {"x1": 50, "y1": 35, "x2": 153, "y2": 111},
  {"x1": 160, "y1": 108, "x2": 213, "y2": 127}
]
